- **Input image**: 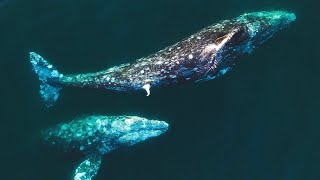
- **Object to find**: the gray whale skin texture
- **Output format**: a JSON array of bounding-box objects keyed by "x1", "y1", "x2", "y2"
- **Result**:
[
  {"x1": 42, "y1": 115, "x2": 169, "y2": 180},
  {"x1": 29, "y1": 10, "x2": 296, "y2": 107}
]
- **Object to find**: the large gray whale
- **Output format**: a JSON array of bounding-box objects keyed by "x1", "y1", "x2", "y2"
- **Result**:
[
  {"x1": 30, "y1": 11, "x2": 296, "y2": 107},
  {"x1": 42, "y1": 115, "x2": 169, "y2": 180}
]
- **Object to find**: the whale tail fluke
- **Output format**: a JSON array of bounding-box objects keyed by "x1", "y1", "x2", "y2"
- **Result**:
[{"x1": 29, "y1": 52, "x2": 63, "y2": 107}]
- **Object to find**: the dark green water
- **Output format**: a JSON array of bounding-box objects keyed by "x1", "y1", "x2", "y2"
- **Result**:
[{"x1": 1, "y1": 0, "x2": 319, "y2": 179}]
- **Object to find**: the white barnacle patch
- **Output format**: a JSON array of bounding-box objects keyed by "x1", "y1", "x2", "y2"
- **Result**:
[
  {"x1": 247, "y1": 21, "x2": 260, "y2": 37},
  {"x1": 31, "y1": 59, "x2": 37, "y2": 65},
  {"x1": 142, "y1": 84, "x2": 151, "y2": 96},
  {"x1": 51, "y1": 70, "x2": 59, "y2": 77},
  {"x1": 107, "y1": 67, "x2": 115, "y2": 73},
  {"x1": 197, "y1": 36, "x2": 201, "y2": 40},
  {"x1": 188, "y1": 54, "x2": 194, "y2": 59},
  {"x1": 60, "y1": 124, "x2": 67, "y2": 130},
  {"x1": 74, "y1": 172, "x2": 86, "y2": 180},
  {"x1": 125, "y1": 118, "x2": 134, "y2": 125},
  {"x1": 96, "y1": 119, "x2": 102, "y2": 129},
  {"x1": 141, "y1": 62, "x2": 147, "y2": 66},
  {"x1": 200, "y1": 43, "x2": 218, "y2": 57},
  {"x1": 205, "y1": 44, "x2": 218, "y2": 52}
]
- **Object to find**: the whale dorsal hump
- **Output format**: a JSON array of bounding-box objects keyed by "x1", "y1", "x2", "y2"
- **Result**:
[{"x1": 74, "y1": 155, "x2": 102, "y2": 180}]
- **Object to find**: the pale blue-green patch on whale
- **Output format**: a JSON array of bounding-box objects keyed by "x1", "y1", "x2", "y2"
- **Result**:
[
  {"x1": 42, "y1": 115, "x2": 169, "y2": 180},
  {"x1": 74, "y1": 155, "x2": 102, "y2": 180}
]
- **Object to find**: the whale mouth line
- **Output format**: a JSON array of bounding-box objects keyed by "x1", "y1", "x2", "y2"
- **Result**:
[
  {"x1": 121, "y1": 128, "x2": 168, "y2": 138},
  {"x1": 133, "y1": 128, "x2": 168, "y2": 134},
  {"x1": 139, "y1": 129, "x2": 163, "y2": 134}
]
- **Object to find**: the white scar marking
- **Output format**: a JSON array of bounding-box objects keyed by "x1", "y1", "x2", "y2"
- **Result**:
[
  {"x1": 200, "y1": 43, "x2": 218, "y2": 57},
  {"x1": 205, "y1": 44, "x2": 218, "y2": 52},
  {"x1": 142, "y1": 84, "x2": 151, "y2": 96},
  {"x1": 200, "y1": 28, "x2": 239, "y2": 57},
  {"x1": 216, "y1": 29, "x2": 238, "y2": 50},
  {"x1": 125, "y1": 118, "x2": 134, "y2": 125}
]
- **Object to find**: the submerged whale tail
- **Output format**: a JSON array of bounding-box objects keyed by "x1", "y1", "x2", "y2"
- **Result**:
[{"x1": 29, "y1": 52, "x2": 63, "y2": 107}]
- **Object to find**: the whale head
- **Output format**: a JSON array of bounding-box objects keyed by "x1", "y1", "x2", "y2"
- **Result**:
[
  {"x1": 214, "y1": 11, "x2": 296, "y2": 54},
  {"x1": 112, "y1": 116, "x2": 169, "y2": 146},
  {"x1": 238, "y1": 11, "x2": 296, "y2": 48},
  {"x1": 203, "y1": 11, "x2": 296, "y2": 77}
]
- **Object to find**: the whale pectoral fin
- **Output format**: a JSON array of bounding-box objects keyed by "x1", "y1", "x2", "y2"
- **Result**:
[
  {"x1": 74, "y1": 155, "x2": 102, "y2": 180},
  {"x1": 142, "y1": 84, "x2": 151, "y2": 96},
  {"x1": 215, "y1": 28, "x2": 240, "y2": 50}
]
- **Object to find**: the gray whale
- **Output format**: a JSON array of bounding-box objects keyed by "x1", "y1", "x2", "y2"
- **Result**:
[
  {"x1": 42, "y1": 115, "x2": 169, "y2": 180},
  {"x1": 30, "y1": 11, "x2": 296, "y2": 107}
]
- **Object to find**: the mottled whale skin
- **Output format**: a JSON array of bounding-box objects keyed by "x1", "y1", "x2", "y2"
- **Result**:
[
  {"x1": 42, "y1": 115, "x2": 168, "y2": 180},
  {"x1": 30, "y1": 11, "x2": 296, "y2": 107}
]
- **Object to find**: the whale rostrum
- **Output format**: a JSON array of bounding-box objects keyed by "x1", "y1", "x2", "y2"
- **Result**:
[
  {"x1": 30, "y1": 11, "x2": 296, "y2": 107},
  {"x1": 42, "y1": 115, "x2": 169, "y2": 180}
]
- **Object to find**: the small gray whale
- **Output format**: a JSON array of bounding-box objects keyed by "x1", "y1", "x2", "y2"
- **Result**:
[
  {"x1": 42, "y1": 115, "x2": 168, "y2": 180},
  {"x1": 30, "y1": 11, "x2": 296, "y2": 107}
]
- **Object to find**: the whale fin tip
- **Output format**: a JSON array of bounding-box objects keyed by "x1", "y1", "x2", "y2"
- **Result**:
[
  {"x1": 142, "y1": 84, "x2": 151, "y2": 96},
  {"x1": 74, "y1": 155, "x2": 102, "y2": 180}
]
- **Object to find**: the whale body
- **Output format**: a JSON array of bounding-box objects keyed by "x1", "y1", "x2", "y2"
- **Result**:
[
  {"x1": 30, "y1": 11, "x2": 296, "y2": 107},
  {"x1": 42, "y1": 115, "x2": 169, "y2": 180}
]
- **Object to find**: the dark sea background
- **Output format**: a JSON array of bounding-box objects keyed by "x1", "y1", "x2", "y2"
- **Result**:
[{"x1": 1, "y1": 0, "x2": 319, "y2": 179}]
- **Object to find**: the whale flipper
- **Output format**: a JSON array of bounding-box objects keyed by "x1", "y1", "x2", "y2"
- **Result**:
[
  {"x1": 74, "y1": 155, "x2": 102, "y2": 180},
  {"x1": 142, "y1": 84, "x2": 151, "y2": 96},
  {"x1": 29, "y1": 52, "x2": 63, "y2": 107}
]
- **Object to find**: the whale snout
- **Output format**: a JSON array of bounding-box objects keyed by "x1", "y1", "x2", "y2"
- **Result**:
[
  {"x1": 256, "y1": 11, "x2": 296, "y2": 29},
  {"x1": 234, "y1": 11, "x2": 296, "y2": 48},
  {"x1": 277, "y1": 11, "x2": 296, "y2": 24},
  {"x1": 117, "y1": 119, "x2": 169, "y2": 146},
  {"x1": 148, "y1": 120, "x2": 169, "y2": 132}
]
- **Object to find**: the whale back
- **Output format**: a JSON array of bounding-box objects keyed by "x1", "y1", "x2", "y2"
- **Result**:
[{"x1": 41, "y1": 116, "x2": 121, "y2": 154}]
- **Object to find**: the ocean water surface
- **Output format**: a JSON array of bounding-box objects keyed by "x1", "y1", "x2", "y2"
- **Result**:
[{"x1": 0, "y1": 0, "x2": 319, "y2": 179}]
